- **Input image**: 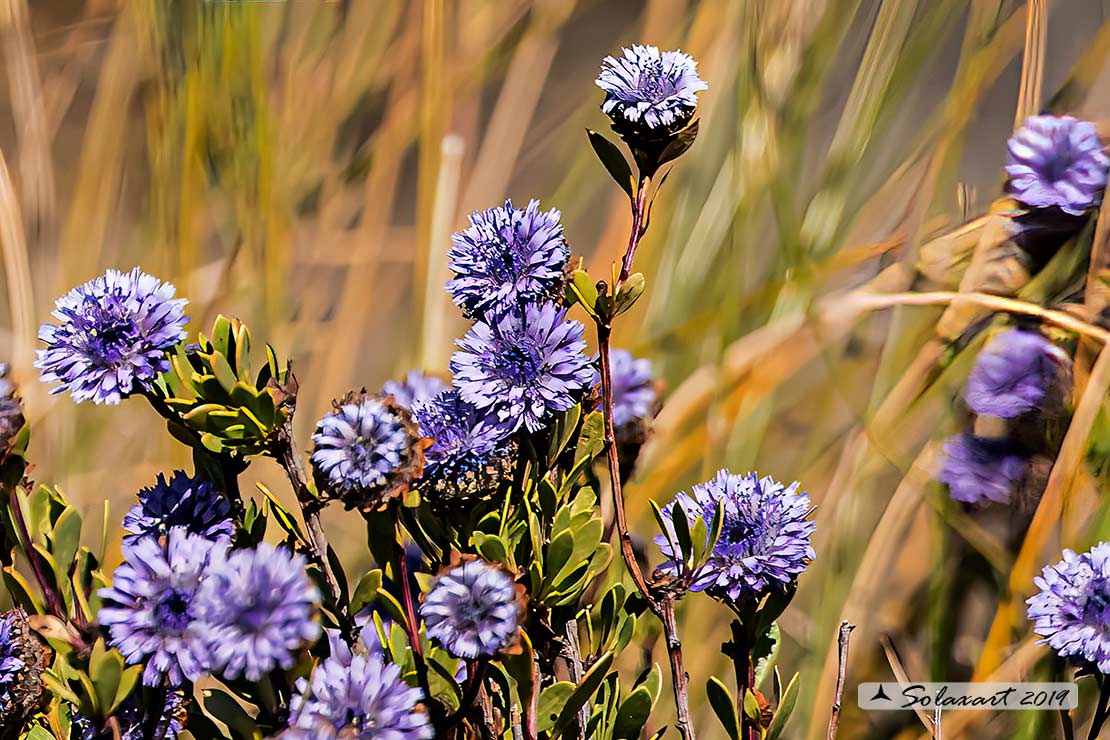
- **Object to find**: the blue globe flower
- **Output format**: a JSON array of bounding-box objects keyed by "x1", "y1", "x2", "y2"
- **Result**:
[
  {"x1": 608, "y1": 348, "x2": 657, "y2": 428},
  {"x1": 451, "y1": 302, "x2": 597, "y2": 433},
  {"x1": 656, "y1": 470, "x2": 815, "y2": 603},
  {"x1": 964, "y1": 329, "x2": 1068, "y2": 418},
  {"x1": 192, "y1": 542, "x2": 321, "y2": 682},
  {"x1": 281, "y1": 636, "x2": 433, "y2": 740},
  {"x1": 939, "y1": 434, "x2": 1027, "y2": 507},
  {"x1": 1007, "y1": 115, "x2": 1109, "y2": 215},
  {"x1": 36, "y1": 268, "x2": 188, "y2": 405},
  {"x1": 596, "y1": 45, "x2": 707, "y2": 132},
  {"x1": 98, "y1": 528, "x2": 222, "y2": 686},
  {"x1": 1028, "y1": 543, "x2": 1110, "y2": 673},
  {"x1": 122, "y1": 471, "x2": 233, "y2": 550},
  {"x1": 446, "y1": 200, "x2": 569, "y2": 320},
  {"x1": 421, "y1": 558, "x2": 522, "y2": 659}
]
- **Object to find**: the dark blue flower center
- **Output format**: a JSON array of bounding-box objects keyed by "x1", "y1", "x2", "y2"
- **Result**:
[
  {"x1": 637, "y1": 60, "x2": 674, "y2": 102},
  {"x1": 494, "y1": 344, "x2": 543, "y2": 383},
  {"x1": 75, "y1": 296, "x2": 139, "y2": 364},
  {"x1": 154, "y1": 589, "x2": 194, "y2": 632}
]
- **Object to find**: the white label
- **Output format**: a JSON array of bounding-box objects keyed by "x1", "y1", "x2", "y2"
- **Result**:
[{"x1": 858, "y1": 682, "x2": 1077, "y2": 711}]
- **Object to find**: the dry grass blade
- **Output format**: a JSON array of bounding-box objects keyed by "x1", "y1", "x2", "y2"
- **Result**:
[
  {"x1": 0, "y1": 147, "x2": 34, "y2": 379},
  {"x1": 1014, "y1": 0, "x2": 1046, "y2": 127},
  {"x1": 880, "y1": 633, "x2": 937, "y2": 736}
]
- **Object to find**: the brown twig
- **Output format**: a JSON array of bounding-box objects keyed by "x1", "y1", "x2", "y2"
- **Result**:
[
  {"x1": 271, "y1": 419, "x2": 349, "y2": 640},
  {"x1": 396, "y1": 546, "x2": 442, "y2": 727},
  {"x1": 618, "y1": 179, "x2": 648, "y2": 284},
  {"x1": 562, "y1": 619, "x2": 589, "y2": 740},
  {"x1": 827, "y1": 621, "x2": 856, "y2": 740},
  {"x1": 661, "y1": 596, "x2": 697, "y2": 740}
]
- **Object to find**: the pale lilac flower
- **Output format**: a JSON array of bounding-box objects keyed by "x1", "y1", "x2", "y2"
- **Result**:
[
  {"x1": 312, "y1": 395, "x2": 413, "y2": 496},
  {"x1": 965, "y1": 329, "x2": 1067, "y2": 418},
  {"x1": 939, "y1": 434, "x2": 1026, "y2": 506},
  {"x1": 608, "y1": 348, "x2": 656, "y2": 428},
  {"x1": 597, "y1": 45, "x2": 707, "y2": 132},
  {"x1": 1028, "y1": 543, "x2": 1110, "y2": 672},
  {"x1": 420, "y1": 559, "x2": 521, "y2": 659},
  {"x1": 382, "y1": 370, "x2": 447, "y2": 411}
]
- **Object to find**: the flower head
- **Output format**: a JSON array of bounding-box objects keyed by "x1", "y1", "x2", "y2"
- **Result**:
[
  {"x1": 1028, "y1": 542, "x2": 1110, "y2": 672},
  {"x1": 311, "y1": 392, "x2": 426, "y2": 509},
  {"x1": 0, "y1": 609, "x2": 46, "y2": 728},
  {"x1": 36, "y1": 268, "x2": 188, "y2": 404},
  {"x1": 382, "y1": 370, "x2": 448, "y2": 411},
  {"x1": 965, "y1": 329, "x2": 1068, "y2": 418},
  {"x1": 122, "y1": 471, "x2": 233, "y2": 550},
  {"x1": 596, "y1": 45, "x2": 707, "y2": 133},
  {"x1": 656, "y1": 470, "x2": 815, "y2": 603},
  {"x1": 411, "y1": 389, "x2": 511, "y2": 496},
  {"x1": 446, "y1": 200, "x2": 569, "y2": 320},
  {"x1": 1006, "y1": 115, "x2": 1109, "y2": 215},
  {"x1": 939, "y1": 434, "x2": 1027, "y2": 506},
  {"x1": 98, "y1": 529, "x2": 222, "y2": 686},
  {"x1": 451, "y1": 303, "x2": 596, "y2": 433},
  {"x1": 281, "y1": 640, "x2": 433, "y2": 740},
  {"x1": 420, "y1": 558, "x2": 522, "y2": 659},
  {"x1": 609, "y1": 348, "x2": 657, "y2": 428},
  {"x1": 0, "y1": 364, "x2": 24, "y2": 449},
  {"x1": 192, "y1": 543, "x2": 321, "y2": 681}
]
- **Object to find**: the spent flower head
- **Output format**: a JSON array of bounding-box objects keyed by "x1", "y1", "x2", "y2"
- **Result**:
[
  {"x1": 311, "y1": 392, "x2": 426, "y2": 510},
  {"x1": 939, "y1": 434, "x2": 1026, "y2": 507},
  {"x1": 36, "y1": 268, "x2": 188, "y2": 404},
  {"x1": 451, "y1": 302, "x2": 596, "y2": 433},
  {"x1": 192, "y1": 542, "x2": 321, "y2": 681},
  {"x1": 1028, "y1": 543, "x2": 1110, "y2": 673},
  {"x1": 420, "y1": 558, "x2": 523, "y2": 659},
  {"x1": 1007, "y1": 115, "x2": 1109, "y2": 215},
  {"x1": 447, "y1": 200, "x2": 570, "y2": 320},
  {"x1": 964, "y1": 328, "x2": 1068, "y2": 418},
  {"x1": 412, "y1": 389, "x2": 513, "y2": 501},
  {"x1": 98, "y1": 529, "x2": 222, "y2": 686},
  {"x1": 122, "y1": 471, "x2": 233, "y2": 550},
  {"x1": 656, "y1": 470, "x2": 815, "y2": 603},
  {"x1": 0, "y1": 609, "x2": 46, "y2": 728},
  {"x1": 597, "y1": 45, "x2": 707, "y2": 134}
]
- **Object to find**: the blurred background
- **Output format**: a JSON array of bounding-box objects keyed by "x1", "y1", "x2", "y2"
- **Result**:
[{"x1": 3, "y1": 0, "x2": 1110, "y2": 737}]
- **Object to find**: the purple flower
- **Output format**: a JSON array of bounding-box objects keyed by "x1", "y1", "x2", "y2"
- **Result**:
[
  {"x1": 0, "y1": 613, "x2": 25, "y2": 713},
  {"x1": 36, "y1": 268, "x2": 188, "y2": 405},
  {"x1": 1007, "y1": 115, "x2": 1109, "y2": 215},
  {"x1": 382, "y1": 370, "x2": 448, "y2": 411},
  {"x1": 122, "y1": 471, "x2": 233, "y2": 550},
  {"x1": 446, "y1": 200, "x2": 569, "y2": 320},
  {"x1": 939, "y1": 434, "x2": 1027, "y2": 506},
  {"x1": 1028, "y1": 543, "x2": 1110, "y2": 673},
  {"x1": 311, "y1": 393, "x2": 425, "y2": 509},
  {"x1": 597, "y1": 45, "x2": 707, "y2": 132},
  {"x1": 656, "y1": 470, "x2": 815, "y2": 603},
  {"x1": 965, "y1": 329, "x2": 1067, "y2": 418},
  {"x1": 98, "y1": 529, "x2": 222, "y2": 686},
  {"x1": 412, "y1": 390, "x2": 509, "y2": 479},
  {"x1": 0, "y1": 364, "x2": 24, "y2": 449},
  {"x1": 609, "y1": 348, "x2": 656, "y2": 428},
  {"x1": 192, "y1": 543, "x2": 321, "y2": 681},
  {"x1": 420, "y1": 558, "x2": 521, "y2": 659},
  {"x1": 281, "y1": 640, "x2": 433, "y2": 740},
  {"x1": 451, "y1": 303, "x2": 597, "y2": 433}
]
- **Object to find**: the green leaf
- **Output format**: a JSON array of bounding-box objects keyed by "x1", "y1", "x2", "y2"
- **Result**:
[
  {"x1": 537, "y1": 681, "x2": 576, "y2": 732},
  {"x1": 743, "y1": 689, "x2": 762, "y2": 722},
  {"x1": 613, "y1": 272, "x2": 645, "y2": 316},
  {"x1": 706, "y1": 676, "x2": 741, "y2": 740},
  {"x1": 350, "y1": 570, "x2": 383, "y2": 613},
  {"x1": 613, "y1": 685, "x2": 655, "y2": 739},
  {"x1": 766, "y1": 672, "x2": 800, "y2": 740},
  {"x1": 754, "y1": 622, "x2": 782, "y2": 690},
  {"x1": 88, "y1": 639, "x2": 122, "y2": 717},
  {"x1": 553, "y1": 651, "x2": 615, "y2": 735},
  {"x1": 110, "y1": 665, "x2": 142, "y2": 713},
  {"x1": 51, "y1": 507, "x2": 82, "y2": 603},
  {"x1": 587, "y1": 129, "x2": 635, "y2": 199},
  {"x1": 568, "y1": 269, "x2": 601, "y2": 319}
]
